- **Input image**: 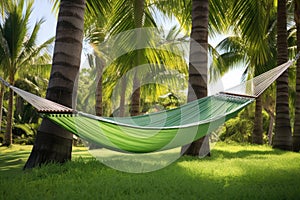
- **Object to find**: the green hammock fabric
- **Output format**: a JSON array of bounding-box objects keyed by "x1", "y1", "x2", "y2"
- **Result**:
[{"x1": 46, "y1": 94, "x2": 254, "y2": 153}]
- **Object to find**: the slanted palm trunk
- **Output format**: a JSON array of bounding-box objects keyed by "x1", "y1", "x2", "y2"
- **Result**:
[
  {"x1": 182, "y1": 0, "x2": 210, "y2": 157},
  {"x1": 253, "y1": 95, "x2": 263, "y2": 144},
  {"x1": 293, "y1": 0, "x2": 300, "y2": 152},
  {"x1": 24, "y1": 0, "x2": 85, "y2": 169},
  {"x1": 273, "y1": 0, "x2": 292, "y2": 150}
]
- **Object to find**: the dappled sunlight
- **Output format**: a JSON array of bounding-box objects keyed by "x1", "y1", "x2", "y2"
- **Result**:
[
  {"x1": 175, "y1": 143, "x2": 300, "y2": 189},
  {"x1": 0, "y1": 145, "x2": 32, "y2": 172},
  {"x1": 1, "y1": 143, "x2": 300, "y2": 199},
  {"x1": 177, "y1": 158, "x2": 247, "y2": 179}
]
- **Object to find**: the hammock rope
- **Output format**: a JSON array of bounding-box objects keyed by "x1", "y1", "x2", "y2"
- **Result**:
[
  {"x1": 0, "y1": 57, "x2": 297, "y2": 153},
  {"x1": 0, "y1": 77, "x2": 75, "y2": 113},
  {"x1": 223, "y1": 60, "x2": 293, "y2": 97}
]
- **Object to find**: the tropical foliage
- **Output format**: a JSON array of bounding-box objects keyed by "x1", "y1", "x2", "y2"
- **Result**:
[
  {"x1": 0, "y1": 0, "x2": 53, "y2": 146},
  {"x1": 0, "y1": 0, "x2": 299, "y2": 167}
]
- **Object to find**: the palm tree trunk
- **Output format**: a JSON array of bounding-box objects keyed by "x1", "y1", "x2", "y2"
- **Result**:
[
  {"x1": 24, "y1": 0, "x2": 85, "y2": 169},
  {"x1": 119, "y1": 75, "x2": 127, "y2": 117},
  {"x1": 4, "y1": 85, "x2": 13, "y2": 146},
  {"x1": 253, "y1": 95, "x2": 263, "y2": 144},
  {"x1": 182, "y1": 0, "x2": 210, "y2": 157},
  {"x1": 131, "y1": 71, "x2": 141, "y2": 116},
  {"x1": 0, "y1": 85, "x2": 5, "y2": 137},
  {"x1": 130, "y1": 0, "x2": 145, "y2": 117},
  {"x1": 273, "y1": 0, "x2": 292, "y2": 151},
  {"x1": 265, "y1": 108, "x2": 275, "y2": 145},
  {"x1": 95, "y1": 57, "x2": 104, "y2": 116},
  {"x1": 293, "y1": 0, "x2": 300, "y2": 152}
]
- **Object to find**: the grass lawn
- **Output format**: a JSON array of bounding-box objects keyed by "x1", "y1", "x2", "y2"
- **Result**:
[{"x1": 0, "y1": 143, "x2": 300, "y2": 200}]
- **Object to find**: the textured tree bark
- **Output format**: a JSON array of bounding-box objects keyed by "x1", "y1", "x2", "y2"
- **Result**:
[
  {"x1": 273, "y1": 0, "x2": 292, "y2": 151},
  {"x1": 119, "y1": 75, "x2": 127, "y2": 117},
  {"x1": 0, "y1": 85, "x2": 4, "y2": 138},
  {"x1": 130, "y1": 71, "x2": 141, "y2": 116},
  {"x1": 4, "y1": 74, "x2": 15, "y2": 146},
  {"x1": 182, "y1": 0, "x2": 210, "y2": 157},
  {"x1": 265, "y1": 108, "x2": 275, "y2": 145},
  {"x1": 130, "y1": 0, "x2": 145, "y2": 117},
  {"x1": 24, "y1": 0, "x2": 85, "y2": 169},
  {"x1": 3, "y1": 87, "x2": 13, "y2": 146},
  {"x1": 293, "y1": 0, "x2": 300, "y2": 152},
  {"x1": 95, "y1": 56, "x2": 105, "y2": 116},
  {"x1": 253, "y1": 95, "x2": 263, "y2": 144}
]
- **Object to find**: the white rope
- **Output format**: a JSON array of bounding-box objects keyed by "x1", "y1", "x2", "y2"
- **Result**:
[
  {"x1": 223, "y1": 60, "x2": 293, "y2": 97},
  {"x1": 0, "y1": 76, "x2": 74, "y2": 113}
]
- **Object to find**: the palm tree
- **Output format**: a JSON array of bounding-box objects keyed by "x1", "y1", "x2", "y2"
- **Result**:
[
  {"x1": 0, "y1": 0, "x2": 11, "y2": 16},
  {"x1": 24, "y1": 0, "x2": 86, "y2": 168},
  {"x1": 84, "y1": 0, "x2": 156, "y2": 117},
  {"x1": 0, "y1": 0, "x2": 9, "y2": 136},
  {"x1": 226, "y1": 0, "x2": 277, "y2": 145},
  {"x1": 293, "y1": 0, "x2": 300, "y2": 152},
  {"x1": 89, "y1": 0, "x2": 189, "y2": 118},
  {"x1": 96, "y1": 27, "x2": 188, "y2": 117},
  {"x1": 93, "y1": 56, "x2": 105, "y2": 116},
  {"x1": 24, "y1": 0, "x2": 112, "y2": 168},
  {"x1": 273, "y1": 0, "x2": 293, "y2": 150},
  {"x1": 154, "y1": 0, "x2": 232, "y2": 156},
  {"x1": 130, "y1": 0, "x2": 145, "y2": 116},
  {"x1": 77, "y1": 53, "x2": 105, "y2": 115},
  {"x1": 0, "y1": 0, "x2": 53, "y2": 146},
  {"x1": 181, "y1": 0, "x2": 210, "y2": 157}
]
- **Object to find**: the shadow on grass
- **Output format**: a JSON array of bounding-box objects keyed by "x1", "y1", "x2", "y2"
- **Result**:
[
  {"x1": 0, "y1": 152, "x2": 29, "y2": 172},
  {"x1": 1, "y1": 144, "x2": 300, "y2": 200},
  {"x1": 208, "y1": 148, "x2": 287, "y2": 160},
  {"x1": 0, "y1": 144, "x2": 289, "y2": 174}
]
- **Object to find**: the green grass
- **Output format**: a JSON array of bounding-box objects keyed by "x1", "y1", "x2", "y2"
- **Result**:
[{"x1": 1, "y1": 143, "x2": 300, "y2": 200}]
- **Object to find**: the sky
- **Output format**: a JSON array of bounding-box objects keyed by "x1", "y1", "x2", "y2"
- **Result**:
[
  {"x1": 30, "y1": 1, "x2": 243, "y2": 92},
  {"x1": 31, "y1": 0, "x2": 56, "y2": 45}
]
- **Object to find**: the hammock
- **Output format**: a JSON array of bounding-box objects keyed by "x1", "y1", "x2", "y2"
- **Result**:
[{"x1": 0, "y1": 59, "x2": 295, "y2": 153}]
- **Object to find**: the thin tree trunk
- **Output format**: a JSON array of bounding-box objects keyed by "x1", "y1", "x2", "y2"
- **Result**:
[
  {"x1": 119, "y1": 75, "x2": 127, "y2": 117},
  {"x1": 273, "y1": 0, "x2": 292, "y2": 151},
  {"x1": 265, "y1": 108, "x2": 275, "y2": 145},
  {"x1": 130, "y1": 0, "x2": 145, "y2": 117},
  {"x1": 0, "y1": 85, "x2": 5, "y2": 136},
  {"x1": 95, "y1": 57, "x2": 104, "y2": 116},
  {"x1": 293, "y1": 0, "x2": 300, "y2": 152},
  {"x1": 15, "y1": 96, "x2": 23, "y2": 118},
  {"x1": 24, "y1": 0, "x2": 85, "y2": 169},
  {"x1": 4, "y1": 86, "x2": 13, "y2": 146},
  {"x1": 182, "y1": 0, "x2": 210, "y2": 157},
  {"x1": 253, "y1": 95, "x2": 263, "y2": 144},
  {"x1": 131, "y1": 71, "x2": 140, "y2": 116}
]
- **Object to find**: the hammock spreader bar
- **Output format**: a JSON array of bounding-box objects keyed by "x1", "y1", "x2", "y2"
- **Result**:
[{"x1": 0, "y1": 77, "x2": 75, "y2": 113}]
